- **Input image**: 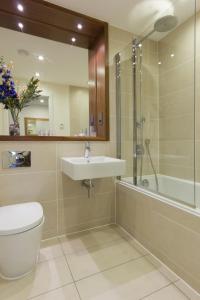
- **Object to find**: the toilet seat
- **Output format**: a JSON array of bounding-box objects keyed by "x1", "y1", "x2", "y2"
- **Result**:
[{"x1": 0, "y1": 202, "x2": 44, "y2": 236}]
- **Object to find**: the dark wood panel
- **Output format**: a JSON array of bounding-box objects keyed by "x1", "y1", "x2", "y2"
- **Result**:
[
  {"x1": 0, "y1": 0, "x2": 105, "y2": 38},
  {"x1": 89, "y1": 48, "x2": 97, "y2": 132},
  {"x1": 0, "y1": 135, "x2": 106, "y2": 141},
  {"x1": 0, "y1": 11, "x2": 92, "y2": 49},
  {"x1": 95, "y1": 29, "x2": 109, "y2": 138}
]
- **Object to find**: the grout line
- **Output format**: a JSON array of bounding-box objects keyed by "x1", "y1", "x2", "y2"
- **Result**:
[
  {"x1": 56, "y1": 222, "x2": 116, "y2": 238},
  {"x1": 74, "y1": 254, "x2": 148, "y2": 283},
  {"x1": 55, "y1": 143, "x2": 59, "y2": 237},
  {"x1": 28, "y1": 282, "x2": 74, "y2": 300},
  {"x1": 0, "y1": 170, "x2": 56, "y2": 176},
  {"x1": 61, "y1": 246, "x2": 82, "y2": 300},
  {"x1": 138, "y1": 283, "x2": 174, "y2": 300},
  {"x1": 114, "y1": 178, "x2": 117, "y2": 224},
  {"x1": 172, "y1": 282, "x2": 191, "y2": 300},
  {"x1": 59, "y1": 235, "x2": 125, "y2": 256},
  {"x1": 117, "y1": 225, "x2": 200, "y2": 297}
]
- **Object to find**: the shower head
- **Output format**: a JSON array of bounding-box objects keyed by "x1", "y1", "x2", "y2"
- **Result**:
[
  {"x1": 154, "y1": 15, "x2": 178, "y2": 33},
  {"x1": 134, "y1": 15, "x2": 178, "y2": 48}
]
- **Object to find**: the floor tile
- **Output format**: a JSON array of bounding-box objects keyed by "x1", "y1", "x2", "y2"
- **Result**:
[
  {"x1": 115, "y1": 226, "x2": 148, "y2": 255},
  {"x1": 76, "y1": 256, "x2": 170, "y2": 300},
  {"x1": 30, "y1": 284, "x2": 80, "y2": 300},
  {"x1": 142, "y1": 284, "x2": 188, "y2": 299},
  {"x1": 0, "y1": 257, "x2": 73, "y2": 300},
  {"x1": 60, "y1": 225, "x2": 121, "y2": 255},
  {"x1": 145, "y1": 254, "x2": 179, "y2": 283},
  {"x1": 39, "y1": 238, "x2": 64, "y2": 262},
  {"x1": 67, "y1": 237, "x2": 144, "y2": 280}
]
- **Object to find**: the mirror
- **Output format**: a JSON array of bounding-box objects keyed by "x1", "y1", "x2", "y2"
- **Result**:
[
  {"x1": 0, "y1": 27, "x2": 91, "y2": 137},
  {"x1": 0, "y1": 0, "x2": 109, "y2": 141}
]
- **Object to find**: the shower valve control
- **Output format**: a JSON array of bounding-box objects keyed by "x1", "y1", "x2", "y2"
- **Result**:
[{"x1": 135, "y1": 144, "x2": 144, "y2": 156}]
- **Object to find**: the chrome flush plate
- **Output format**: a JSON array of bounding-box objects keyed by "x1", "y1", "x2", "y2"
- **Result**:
[{"x1": 2, "y1": 151, "x2": 31, "y2": 169}]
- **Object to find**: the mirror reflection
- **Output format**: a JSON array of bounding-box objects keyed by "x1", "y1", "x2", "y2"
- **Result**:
[{"x1": 0, "y1": 27, "x2": 92, "y2": 137}]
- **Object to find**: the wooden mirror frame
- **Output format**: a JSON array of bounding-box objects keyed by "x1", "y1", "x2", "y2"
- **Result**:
[{"x1": 0, "y1": 0, "x2": 109, "y2": 141}]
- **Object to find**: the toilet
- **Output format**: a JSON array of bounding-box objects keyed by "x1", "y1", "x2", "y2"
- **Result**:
[{"x1": 0, "y1": 202, "x2": 44, "y2": 280}]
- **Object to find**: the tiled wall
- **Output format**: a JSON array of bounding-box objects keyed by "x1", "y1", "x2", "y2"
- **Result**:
[
  {"x1": 116, "y1": 183, "x2": 200, "y2": 293},
  {"x1": 117, "y1": 36, "x2": 159, "y2": 178},
  {"x1": 158, "y1": 12, "x2": 200, "y2": 181},
  {"x1": 0, "y1": 26, "x2": 133, "y2": 239},
  {"x1": 137, "y1": 38, "x2": 159, "y2": 176}
]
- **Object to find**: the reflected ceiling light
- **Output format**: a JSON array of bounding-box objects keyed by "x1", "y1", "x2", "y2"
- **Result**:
[
  {"x1": 158, "y1": 61, "x2": 162, "y2": 65},
  {"x1": 138, "y1": 43, "x2": 142, "y2": 48},
  {"x1": 77, "y1": 23, "x2": 83, "y2": 30},
  {"x1": 170, "y1": 53, "x2": 175, "y2": 58},
  {"x1": 17, "y1": 4, "x2": 24, "y2": 12},
  {"x1": 88, "y1": 80, "x2": 95, "y2": 87},
  {"x1": 38, "y1": 55, "x2": 44, "y2": 61},
  {"x1": 40, "y1": 99, "x2": 44, "y2": 103},
  {"x1": 71, "y1": 37, "x2": 76, "y2": 43},
  {"x1": 18, "y1": 22, "x2": 24, "y2": 29},
  {"x1": 35, "y1": 72, "x2": 40, "y2": 77}
]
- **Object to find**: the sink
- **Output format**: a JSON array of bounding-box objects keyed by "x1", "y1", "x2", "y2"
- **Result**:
[{"x1": 61, "y1": 156, "x2": 126, "y2": 180}]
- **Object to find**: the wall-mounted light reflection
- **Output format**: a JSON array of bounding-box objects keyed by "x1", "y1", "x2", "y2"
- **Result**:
[
  {"x1": 88, "y1": 80, "x2": 95, "y2": 87},
  {"x1": 17, "y1": 4, "x2": 24, "y2": 12},
  {"x1": 38, "y1": 55, "x2": 44, "y2": 61},
  {"x1": 18, "y1": 22, "x2": 24, "y2": 30},
  {"x1": 77, "y1": 23, "x2": 83, "y2": 30}
]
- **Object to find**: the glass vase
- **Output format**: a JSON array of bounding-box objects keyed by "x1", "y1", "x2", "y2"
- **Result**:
[{"x1": 9, "y1": 122, "x2": 20, "y2": 136}]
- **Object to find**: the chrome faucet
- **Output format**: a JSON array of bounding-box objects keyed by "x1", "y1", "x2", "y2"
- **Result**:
[{"x1": 84, "y1": 142, "x2": 91, "y2": 162}]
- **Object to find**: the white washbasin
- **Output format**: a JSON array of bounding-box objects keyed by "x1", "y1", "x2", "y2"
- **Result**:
[{"x1": 61, "y1": 156, "x2": 126, "y2": 180}]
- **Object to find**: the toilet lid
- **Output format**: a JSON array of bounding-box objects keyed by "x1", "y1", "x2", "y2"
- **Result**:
[{"x1": 0, "y1": 202, "x2": 44, "y2": 235}]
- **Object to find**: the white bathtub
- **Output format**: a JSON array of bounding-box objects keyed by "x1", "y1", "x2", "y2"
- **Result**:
[{"x1": 122, "y1": 174, "x2": 200, "y2": 209}]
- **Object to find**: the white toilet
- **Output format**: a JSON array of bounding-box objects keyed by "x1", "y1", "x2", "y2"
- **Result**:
[{"x1": 0, "y1": 202, "x2": 44, "y2": 280}]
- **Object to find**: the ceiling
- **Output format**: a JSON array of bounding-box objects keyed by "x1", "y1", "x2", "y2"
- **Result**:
[
  {"x1": 0, "y1": 27, "x2": 88, "y2": 87},
  {"x1": 46, "y1": 0, "x2": 199, "y2": 36}
]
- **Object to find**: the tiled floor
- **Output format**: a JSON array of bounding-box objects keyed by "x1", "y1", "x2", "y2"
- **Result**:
[{"x1": 0, "y1": 225, "x2": 197, "y2": 300}]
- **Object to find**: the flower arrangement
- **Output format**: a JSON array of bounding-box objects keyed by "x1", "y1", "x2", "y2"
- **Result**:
[{"x1": 0, "y1": 57, "x2": 42, "y2": 135}]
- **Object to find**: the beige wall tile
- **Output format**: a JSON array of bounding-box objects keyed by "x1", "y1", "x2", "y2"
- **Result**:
[
  {"x1": 0, "y1": 142, "x2": 56, "y2": 174},
  {"x1": 116, "y1": 183, "x2": 200, "y2": 293},
  {"x1": 58, "y1": 191, "x2": 115, "y2": 235},
  {"x1": 0, "y1": 171, "x2": 57, "y2": 204},
  {"x1": 0, "y1": 27, "x2": 132, "y2": 238},
  {"x1": 0, "y1": 25, "x2": 133, "y2": 237},
  {"x1": 158, "y1": 13, "x2": 199, "y2": 181}
]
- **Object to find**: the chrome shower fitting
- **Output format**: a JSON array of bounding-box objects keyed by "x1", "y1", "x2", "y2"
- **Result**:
[
  {"x1": 141, "y1": 179, "x2": 150, "y2": 188},
  {"x1": 82, "y1": 179, "x2": 94, "y2": 198},
  {"x1": 136, "y1": 144, "x2": 145, "y2": 156},
  {"x1": 136, "y1": 117, "x2": 146, "y2": 129},
  {"x1": 145, "y1": 138, "x2": 159, "y2": 192}
]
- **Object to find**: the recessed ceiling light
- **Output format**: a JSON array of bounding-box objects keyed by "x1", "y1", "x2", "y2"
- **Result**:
[
  {"x1": 170, "y1": 53, "x2": 175, "y2": 58},
  {"x1": 17, "y1": 4, "x2": 24, "y2": 12},
  {"x1": 35, "y1": 72, "x2": 40, "y2": 77},
  {"x1": 40, "y1": 99, "x2": 44, "y2": 103},
  {"x1": 38, "y1": 55, "x2": 44, "y2": 61},
  {"x1": 71, "y1": 37, "x2": 76, "y2": 43},
  {"x1": 18, "y1": 22, "x2": 24, "y2": 29},
  {"x1": 158, "y1": 61, "x2": 162, "y2": 65},
  {"x1": 77, "y1": 23, "x2": 83, "y2": 30}
]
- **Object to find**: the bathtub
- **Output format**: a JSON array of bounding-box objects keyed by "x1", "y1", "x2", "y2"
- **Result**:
[
  {"x1": 117, "y1": 179, "x2": 200, "y2": 293},
  {"x1": 122, "y1": 174, "x2": 200, "y2": 210}
]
